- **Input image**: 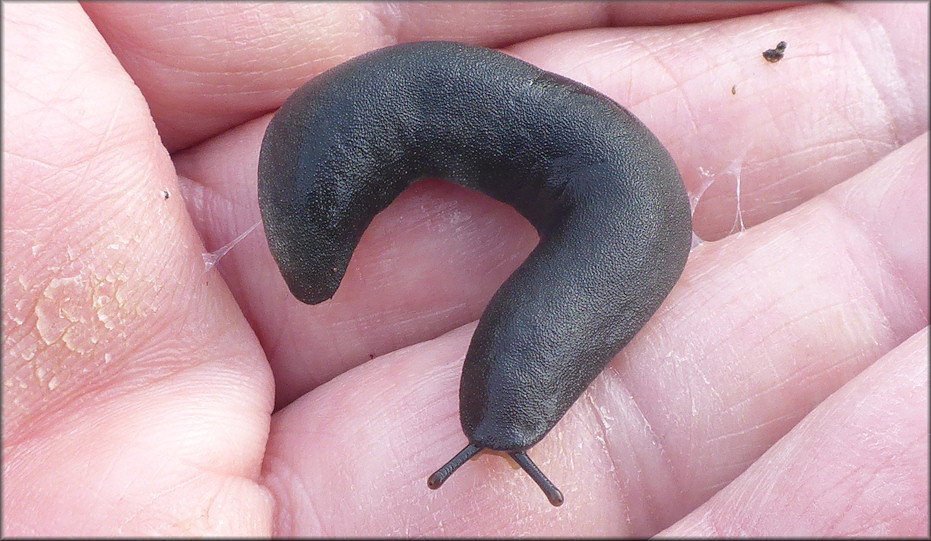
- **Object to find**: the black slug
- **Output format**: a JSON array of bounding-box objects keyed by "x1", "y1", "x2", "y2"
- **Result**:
[{"x1": 258, "y1": 41, "x2": 692, "y2": 507}]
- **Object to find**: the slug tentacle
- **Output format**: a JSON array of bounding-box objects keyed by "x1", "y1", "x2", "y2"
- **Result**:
[
  {"x1": 511, "y1": 451, "x2": 564, "y2": 507},
  {"x1": 427, "y1": 443, "x2": 483, "y2": 489}
]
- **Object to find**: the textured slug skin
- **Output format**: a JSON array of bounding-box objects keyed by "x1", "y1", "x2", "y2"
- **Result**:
[{"x1": 258, "y1": 41, "x2": 692, "y2": 452}]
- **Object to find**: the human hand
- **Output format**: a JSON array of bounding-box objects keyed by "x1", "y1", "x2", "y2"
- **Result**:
[{"x1": 3, "y1": 2, "x2": 927, "y2": 536}]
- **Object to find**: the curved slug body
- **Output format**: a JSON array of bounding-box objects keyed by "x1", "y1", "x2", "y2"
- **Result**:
[{"x1": 258, "y1": 41, "x2": 692, "y2": 506}]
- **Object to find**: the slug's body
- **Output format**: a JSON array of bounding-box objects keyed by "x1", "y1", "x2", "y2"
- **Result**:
[{"x1": 258, "y1": 41, "x2": 692, "y2": 506}]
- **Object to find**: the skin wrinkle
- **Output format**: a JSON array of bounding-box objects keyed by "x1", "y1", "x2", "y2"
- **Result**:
[
  {"x1": 184, "y1": 167, "x2": 252, "y2": 227},
  {"x1": 768, "y1": 66, "x2": 876, "y2": 140},
  {"x1": 10, "y1": 359, "x2": 169, "y2": 466},
  {"x1": 756, "y1": 154, "x2": 833, "y2": 202},
  {"x1": 759, "y1": 135, "x2": 892, "y2": 176},
  {"x1": 676, "y1": 309, "x2": 791, "y2": 390},
  {"x1": 90, "y1": 90, "x2": 127, "y2": 160},
  {"x1": 872, "y1": 177, "x2": 925, "y2": 316},
  {"x1": 138, "y1": 474, "x2": 262, "y2": 535},
  {"x1": 690, "y1": 353, "x2": 724, "y2": 406},
  {"x1": 2, "y1": 151, "x2": 64, "y2": 181},
  {"x1": 627, "y1": 25, "x2": 717, "y2": 96},
  {"x1": 839, "y1": 5, "x2": 909, "y2": 146},
  {"x1": 21, "y1": 93, "x2": 99, "y2": 143},
  {"x1": 180, "y1": 78, "x2": 284, "y2": 96},
  {"x1": 702, "y1": 410, "x2": 801, "y2": 449},
  {"x1": 642, "y1": 45, "x2": 704, "y2": 155},
  {"x1": 275, "y1": 459, "x2": 316, "y2": 538},
  {"x1": 704, "y1": 324, "x2": 926, "y2": 535},
  {"x1": 613, "y1": 363, "x2": 679, "y2": 527},
  {"x1": 845, "y1": 31, "x2": 907, "y2": 146},
  {"x1": 196, "y1": 483, "x2": 224, "y2": 532},
  {"x1": 614, "y1": 38, "x2": 683, "y2": 116},
  {"x1": 16, "y1": 154, "x2": 148, "y2": 226},
  {"x1": 848, "y1": 463, "x2": 903, "y2": 534},
  {"x1": 788, "y1": 347, "x2": 859, "y2": 391},
  {"x1": 580, "y1": 382, "x2": 627, "y2": 524},
  {"x1": 717, "y1": 367, "x2": 790, "y2": 428},
  {"x1": 680, "y1": 357, "x2": 698, "y2": 486},
  {"x1": 269, "y1": 448, "x2": 323, "y2": 537},
  {"x1": 366, "y1": 2, "x2": 404, "y2": 43},
  {"x1": 706, "y1": 504, "x2": 741, "y2": 537},
  {"x1": 201, "y1": 212, "x2": 257, "y2": 262},
  {"x1": 565, "y1": 37, "x2": 642, "y2": 93},
  {"x1": 117, "y1": 474, "x2": 202, "y2": 532},
  {"x1": 674, "y1": 24, "x2": 738, "y2": 97},
  {"x1": 746, "y1": 293, "x2": 876, "y2": 365},
  {"x1": 819, "y1": 463, "x2": 874, "y2": 534},
  {"x1": 644, "y1": 187, "x2": 912, "y2": 520},
  {"x1": 702, "y1": 452, "x2": 756, "y2": 485},
  {"x1": 852, "y1": 503, "x2": 890, "y2": 535},
  {"x1": 829, "y1": 192, "x2": 918, "y2": 337},
  {"x1": 125, "y1": 7, "x2": 332, "y2": 76},
  {"x1": 753, "y1": 76, "x2": 857, "y2": 158}
]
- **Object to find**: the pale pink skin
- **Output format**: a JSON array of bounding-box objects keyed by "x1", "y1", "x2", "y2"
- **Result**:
[{"x1": 3, "y1": 2, "x2": 928, "y2": 536}]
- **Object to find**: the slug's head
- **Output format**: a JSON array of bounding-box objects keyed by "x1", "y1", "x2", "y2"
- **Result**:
[
  {"x1": 428, "y1": 338, "x2": 568, "y2": 506},
  {"x1": 427, "y1": 443, "x2": 564, "y2": 506}
]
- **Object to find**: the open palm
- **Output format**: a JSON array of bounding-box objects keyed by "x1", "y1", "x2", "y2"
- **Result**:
[{"x1": 3, "y1": 2, "x2": 927, "y2": 536}]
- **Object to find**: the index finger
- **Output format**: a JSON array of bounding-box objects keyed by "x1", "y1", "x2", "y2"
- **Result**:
[{"x1": 82, "y1": 1, "x2": 796, "y2": 151}]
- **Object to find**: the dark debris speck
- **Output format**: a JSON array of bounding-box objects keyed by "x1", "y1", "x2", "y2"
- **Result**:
[{"x1": 763, "y1": 41, "x2": 787, "y2": 63}]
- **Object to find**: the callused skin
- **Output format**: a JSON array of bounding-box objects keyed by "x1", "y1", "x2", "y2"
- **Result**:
[{"x1": 257, "y1": 41, "x2": 692, "y2": 507}]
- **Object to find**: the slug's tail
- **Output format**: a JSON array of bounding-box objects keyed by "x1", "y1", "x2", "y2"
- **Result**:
[{"x1": 427, "y1": 444, "x2": 564, "y2": 507}]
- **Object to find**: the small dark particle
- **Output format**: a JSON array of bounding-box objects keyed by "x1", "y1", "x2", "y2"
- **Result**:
[
  {"x1": 763, "y1": 41, "x2": 787, "y2": 63},
  {"x1": 731, "y1": 84, "x2": 737, "y2": 95},
  {"x1": 369, "y1": 353, "x2": 376, "y2": 360},
  {"x1": 162, "y1": 189, "x2": 170, "y2": 199}
]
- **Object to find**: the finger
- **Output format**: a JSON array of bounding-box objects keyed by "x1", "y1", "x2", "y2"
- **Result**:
[
  {"x1": 259, "y1": 132, "x2": 927, "y2": 535},
  {"x1": 2, "y1": 3, "x2": 272, "y2": 535},
  {"x1": 658, "y1": 327, "x2": 929, "y2": 537},
  {"x1": 614, "y1": 132, "x2": 927, "y2": 530},
  {"x1": 82, "y1": 1, "x2": 794, "y2": 151},
  {"x1": 173, "y1": 3, "x2": 927, "y2": 407},
  {"x1": 510, "y1": 1, "x2": 928, "y2": 240}
]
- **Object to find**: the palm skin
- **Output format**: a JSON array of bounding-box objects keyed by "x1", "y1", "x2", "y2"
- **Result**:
[{"x1": 3, "y1": 2, "x2": 927, "y2": 536}]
